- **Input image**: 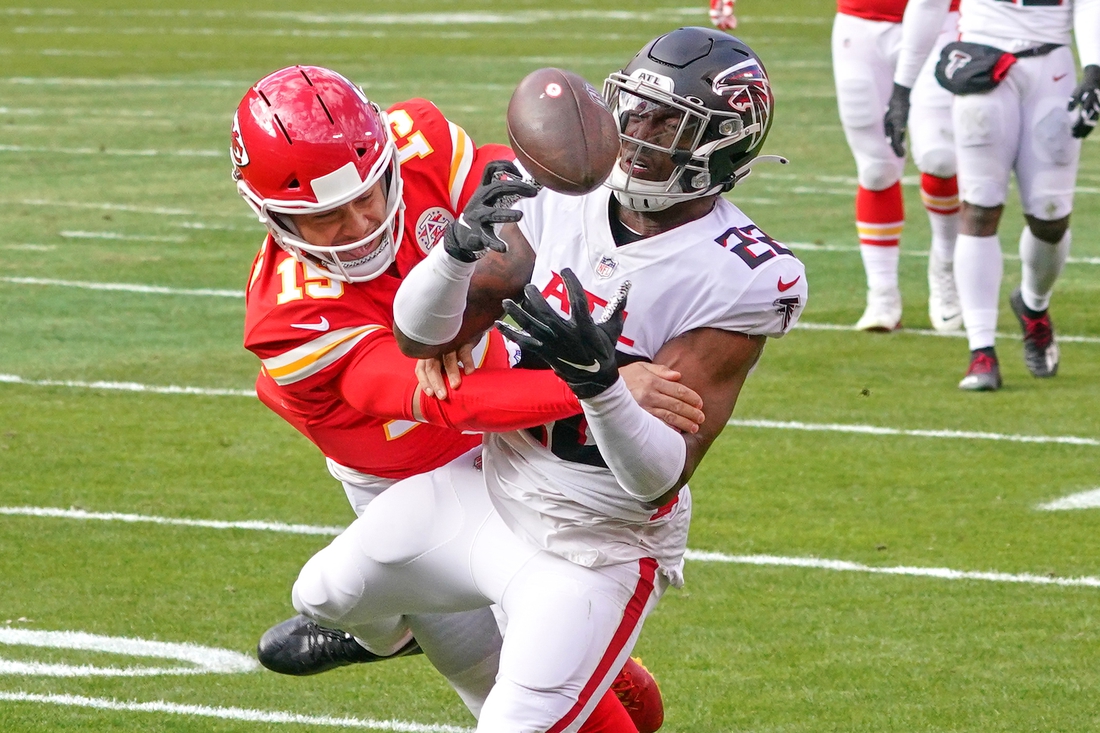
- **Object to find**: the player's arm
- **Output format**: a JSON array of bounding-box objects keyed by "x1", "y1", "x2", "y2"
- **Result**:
[
  {"x1": 334, "y1": 332, "x2": 582, "y2": 432},
  {"x1": 1070, "y1": 0, "x2": 1100, "y2": 139},
  {"x1": 393, "y1": 160, "x2": 539, "y2": 358},
  {"x1": 893, "y1": 0, "x2": 951, "y2": 89},
  {"x1": 885, "y1": 0, "x2": 951, "y2": 157},
  {"x1": 644, "y1": 328, "x2": 764, "y2": 502}
]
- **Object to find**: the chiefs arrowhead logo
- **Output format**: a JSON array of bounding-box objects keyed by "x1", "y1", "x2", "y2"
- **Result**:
[{"x1": 230, "y1": 111, "x2": 249, "y2": 168}]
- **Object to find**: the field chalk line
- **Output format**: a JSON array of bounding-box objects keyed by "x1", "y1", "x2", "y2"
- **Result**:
[
  {"x1": 0, "y1": 691, "x2": 471, "y2": 732},
  {"x1": 4, "y1": 274, "x2": 1099, "y2": 344},
  {"x1": 1, "y1": 372, "x2": 1097, "y2": 446},
  {"x1": 1, "y1": 505, "x2": 1096, "y2": 589}
]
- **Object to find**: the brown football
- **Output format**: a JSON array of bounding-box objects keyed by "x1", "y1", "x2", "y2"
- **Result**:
[{"x1": 506, "y1": 68, "x2": 620, "y2": 195}]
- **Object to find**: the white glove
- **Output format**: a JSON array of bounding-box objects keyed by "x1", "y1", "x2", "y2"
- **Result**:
[{"x1": 709, "y1": 0, "x2": 737, "y2": 30}]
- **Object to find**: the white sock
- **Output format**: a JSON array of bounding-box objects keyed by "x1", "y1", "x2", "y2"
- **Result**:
[
  {"x1": 1019, "y1": 227, "x2": 1070, "y2": 313},
  {"x1": 954, "y1": 234, "x2": 1002, "y2": 351},
  {"x1": 406, "y1": 609, "x2": 503, "y2": 717},
  {"x1": 860, "y1": 244, "x2": 900, "y2": 293},
  {"x1": 927, "y1": 211, "x2": 959, "y2": 263}
]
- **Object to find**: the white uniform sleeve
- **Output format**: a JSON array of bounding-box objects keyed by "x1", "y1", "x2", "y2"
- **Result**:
[
  {"x1": 1076, "y1": 0, "x2": 1100, "y2": 67},
  {"x1": 894, "y1": 0, "x2": 953, "y2": 88},
  {"x1": 580, "y1": 379, "x2": 686, "y2": 504},
  {"x1": 393, "y1": 241, "x2": 477, "y2": 346},
  {"x1": 714, "y1": 256, "x2": 808, "y2": 337}
]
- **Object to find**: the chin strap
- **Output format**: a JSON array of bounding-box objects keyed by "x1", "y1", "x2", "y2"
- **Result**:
[{"x1": 727, "y1": 154, "x2": 789, "y2": 190}]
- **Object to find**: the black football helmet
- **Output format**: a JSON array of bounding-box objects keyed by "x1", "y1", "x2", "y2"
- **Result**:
[{"x1": 603, "y1": 27, "x2": 779, "y2": 211}]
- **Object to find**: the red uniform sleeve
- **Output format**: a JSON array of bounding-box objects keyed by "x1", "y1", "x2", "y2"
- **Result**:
[{"x1": 334, "y1": 333, "x2": 581, "y2": 432}]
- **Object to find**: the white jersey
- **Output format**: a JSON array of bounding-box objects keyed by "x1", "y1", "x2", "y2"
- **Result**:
[
  {"x1": 960, "y1": 0, "x2": 1100, "y2": 62},
  {"x1": 483, "y1": 187, "x2": 807, "y2": 586}
]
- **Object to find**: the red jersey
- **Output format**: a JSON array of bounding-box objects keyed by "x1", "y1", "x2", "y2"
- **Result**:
[
  {"x1": 388, "y1": 98, "x2": 514, "y2": 277},
  {"x1": 243, "y1": 100, "x2": 580, "y2": 480},
  {"x1": 837, "y1": 0, "x2": 958, "y2": 23}
]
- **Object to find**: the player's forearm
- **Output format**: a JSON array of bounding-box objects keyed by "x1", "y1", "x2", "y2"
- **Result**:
[
  {"x1": 393, "y1": 242, "x2": 477, "y2": 355},
  {"x1": 894, "y1": 0, "x2": 951, "y2": 88},
  {"x1": 581, "y1": 379, "x2": 687, "y2": 505},
  {"x1": 417, "y1": 368, "x2": 580, "y2": 432}
]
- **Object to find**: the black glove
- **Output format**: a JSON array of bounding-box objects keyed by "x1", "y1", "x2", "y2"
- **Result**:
[
  {"x1": 443, "y1": 160, "x2": 541, "y2": 263},
  {"x1": 883, "y1": 83, "x2": 911, "y2": 158},
  {"x1": 496, "y1": 268, "x2": 629, "y2": 400},
  {"x1": 1068, "y1": 64, "x2": 1100, "y2": 139}
]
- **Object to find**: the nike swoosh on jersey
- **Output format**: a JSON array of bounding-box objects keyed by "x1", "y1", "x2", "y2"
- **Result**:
[
  {"x1": 291, "y1": 316, "x2": 330, "y2": 332},
  {"x1": 1053, "y1": 73, "x2": 1068, "y2": 82},
  {"x1": 777, "y1": 275, "x2": 801, "y2": 292},
  {"x1": 558, "y1": 357, "x2": 602, "y2": 373}
]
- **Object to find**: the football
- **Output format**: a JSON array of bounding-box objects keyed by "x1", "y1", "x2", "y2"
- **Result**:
[{"x1": 506, "y1": 68, "x2": 620, "y2": 195}]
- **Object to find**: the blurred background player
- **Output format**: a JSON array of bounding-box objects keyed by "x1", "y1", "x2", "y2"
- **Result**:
[
  {"x1": 830, "y1": 0, "x2": 961, "y2": 331},
  {"x1": 895, "y1": 0, "x2": 1098, "y2": 390},
  {"x1": 709, "y1": 0, "x2": 737, "y2": 30},
  {"x1": 231, "y1": 64, "x2": 689, "y2": 730},
  {"x1": 290, "y1": 27, "x2": 805, "y2": 733},
  {"x1": 883, "y1": 0, "x2": 964, "y2": 332}
]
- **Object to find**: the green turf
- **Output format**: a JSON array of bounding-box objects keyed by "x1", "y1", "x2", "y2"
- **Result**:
[{"x1": 1, "y1": 1, "x2": 1098, "y2": 731}]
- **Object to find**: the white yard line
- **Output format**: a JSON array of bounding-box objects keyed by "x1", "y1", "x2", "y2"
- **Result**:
[
  {"x1": 681, "y1": 551, "x2": 1100, "y2": 589},
  {"x1": 0, "y1": 505, "x2": 344, "y2": 535},
  {"x1": 4, "y1": 275, "x2": 1099, "y2": 343},
  {"x1": 1037, "y1": 488, "x2": 1100, "y2": 511},
  {"x1": 0, "y1": 691, "x2": 471, "y2": 732},
  {"x1": 0, "y1": 277, "x2": 242, "y2": 297},
  {"x1": 0, "y1": 374, "x2": 253, "y2": 396},
  {"x1": 0, "y1": 628, "x2": 257, "y2": 677},
  {"x1": 1, "y1": 372, "x2": 1097, "y2": 445},
  {"x1": 727, "y1": 418, "x2": 1099, "y2": 446},
  {"x1": 2, "y1": 505, "x2": 1097, "y2": 589}
]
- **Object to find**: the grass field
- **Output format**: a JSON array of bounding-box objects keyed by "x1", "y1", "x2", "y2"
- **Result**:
[{"x1": 1, "y1": 1, "x2": 1098, "y2": 731}]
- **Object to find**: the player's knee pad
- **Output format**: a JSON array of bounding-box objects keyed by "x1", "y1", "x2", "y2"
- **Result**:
[
  {"x1": 291, "y1": 548, "x2": 365, "y2": 626},
  {"x1": 915, "y1": 148, "x2": 956, "y2": 179},
  {"x1": 858, "y1": 160, "x2": 903, "y2": 192}
]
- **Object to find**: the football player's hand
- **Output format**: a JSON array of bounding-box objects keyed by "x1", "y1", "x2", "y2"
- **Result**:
[
  {"x1": 497, "y1": 268, "x2": 628, "y2": 400},
  {"x1": 620, "y1": 362, "x2": 704, "y2": 434},
  {"x1": 709, "y1": 0, "x2": 736, "y2": 30},
  {"x1": 884, "y1": 83, "x2": 911, "y2": 158},
  {"x1": 443, "y1": 160, "x2": 540, "y2": 263},
  {"x1": 415, "y1": 342, "x2": 477, "y2": 399},
  {"x1": 1068, "y1": 64, "x2": 1100, "y2": 139}
]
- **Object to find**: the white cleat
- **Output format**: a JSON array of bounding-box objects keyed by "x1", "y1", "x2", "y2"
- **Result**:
[
  {"x1": 927, "y1": 252, "x2": 963, "y2": 332},
  {"x1": 855, "y1": 287, "x2": 902, "y2": 332}
]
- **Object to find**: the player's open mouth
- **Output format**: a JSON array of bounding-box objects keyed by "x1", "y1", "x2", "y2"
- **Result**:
[{"x1": 339, "y1": 242, "x2": 385, "y2": 267}]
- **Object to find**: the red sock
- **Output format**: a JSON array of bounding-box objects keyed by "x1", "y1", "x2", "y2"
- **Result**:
[
  {"x1": 576, "y1": 688, "x2": 638, "y2": 733},
  {"x1": 919, "y1": 173, "x2": 959, "y2": 215},
  {"x1": 855, "y1": 182, "x2": 904, "y2": 247}
]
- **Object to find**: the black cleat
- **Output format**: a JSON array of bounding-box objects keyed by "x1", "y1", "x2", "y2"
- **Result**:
[
  {"x1": 958, "y1": 348, "x2": 1002, "y2": 392},
  {"x1": 257, "y1": 615, "x2": 421, "y2": 676},
  {"x1": 1009, "y1": 288, "x2": 1059, "y2": 377}
]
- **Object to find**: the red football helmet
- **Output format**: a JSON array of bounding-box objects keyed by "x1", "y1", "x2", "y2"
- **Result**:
[{"x1": 231, "y1": 65, "x2": 404, "y2": 282}]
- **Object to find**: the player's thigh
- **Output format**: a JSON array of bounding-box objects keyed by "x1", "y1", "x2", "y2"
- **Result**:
[
  {"x1": 293, "y1": 449, "x2": 497, "y2": 626},
  {"x1": 832, "y1": 14, "x2": 902, "y2": 186},
  {"x1": 909, "y1": 23, "x2": 957, "y2": 177},
  {"x1": 480, "y1": 558, "x2": 666, "y2": 733},
  {"x1": 1015, "y1": 49, "x2": 1081, "y2": 219},
  {"x1": 953, "y1": 81, "x2": 1020, "y2": 208}
]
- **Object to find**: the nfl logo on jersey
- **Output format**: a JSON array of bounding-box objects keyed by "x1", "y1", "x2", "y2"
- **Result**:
[{"x1": 595, "y1": 256, "x2": 618, "y2": 279}]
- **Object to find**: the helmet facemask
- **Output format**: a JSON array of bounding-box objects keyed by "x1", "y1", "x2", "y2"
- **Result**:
[
  {"x1": 602, "y1": 30, "x2": 776, "y2": 212},
  {"x1": 231, "y1": 66, "x2": 406, "y2": 283},
  {"x1": 238, "y1": 145, "x2": 405, "y2": 283}
]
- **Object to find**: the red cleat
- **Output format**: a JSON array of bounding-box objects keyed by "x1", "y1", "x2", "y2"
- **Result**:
[{"x1": 611, "y1": 657, "x2": 664, "y2": 733}]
